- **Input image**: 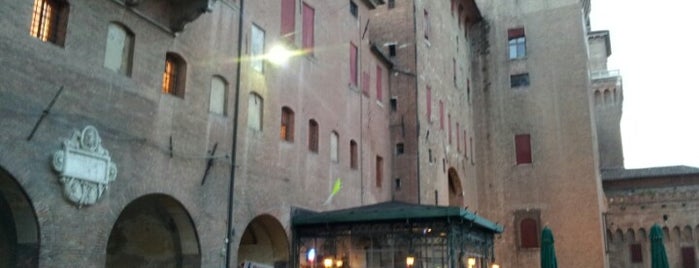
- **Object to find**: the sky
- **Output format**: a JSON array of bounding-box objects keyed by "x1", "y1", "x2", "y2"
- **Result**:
[{"x1": 589, "y1": 1, "x2": 699, "y2": 169}]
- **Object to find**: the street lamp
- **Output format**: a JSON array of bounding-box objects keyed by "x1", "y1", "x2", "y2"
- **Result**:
[
  {"x1": 323, "y1": 257, "x2": 333, "y2": 268},
  {"x1": 492, "y1": 264, "x2": 500, "y2": 268},
  {"x1": 406, "y1": 255, "x2": 415, "y2": 267}
]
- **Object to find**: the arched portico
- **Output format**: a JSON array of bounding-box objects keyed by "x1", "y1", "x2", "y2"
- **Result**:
[
  {"x1": 448, "y1": 168, "x2": 464, "y2": 207},
  {"x1": 0, "y1": 167, "x2": 40, "y2": 267},
  {"x1": 106, "y1": 194, "x2": 201, "y2": 267},
  {"x1": 237, "y1": 214, "x2": 289, "y2": 267}
]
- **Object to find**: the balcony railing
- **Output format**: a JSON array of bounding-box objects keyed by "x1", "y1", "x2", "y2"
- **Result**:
[{"x1": 590, "y1": 69, "x2": 621, "y2": 80}]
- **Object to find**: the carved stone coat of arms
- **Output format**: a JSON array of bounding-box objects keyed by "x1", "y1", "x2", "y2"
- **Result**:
[{"x1": 52, "y1": 126, "x2": 117, "y2": 207}]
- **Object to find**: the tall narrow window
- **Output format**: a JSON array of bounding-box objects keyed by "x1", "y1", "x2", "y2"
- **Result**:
[
  {"x1": 515, "y1": 134, "x2": 532, "y2": 164},
  {"x1": 395, "y1": 143, "x2": 404, "y2": 155},
  {"x1": 104, "y1": 23, "x2": 134, "y2": 76},
  {"x1": 376, "y1": 156, "x2": 383, "y2": 187},
  {"x1": 426, "y1": 86, "x2": 432, "y2": 121},
  {"x1": 388, "y1": 44, "x2": 396, "y2": 57},
  {"x1": 463, "y1": 130, "x2": 468, "y2": 156},
  {"x1": 439, "y1": 100, "x2": 444, "y2": 130},
  {"x1": 209, "y1": 76, "x2": 227, "y2": 115},
  {"x1": 630, "y1": 243, "x2": 643, "y2": 263},
  {"x1": 302, "y1": 3, "x2": 315, "y2": 51},
  {"x1": 30, "y1": 0, "x2": 69, "y2": 45},
  {"x1": 251, "y1": 24, "x2": 265, "y2": 72},
  {"x1": 520, "y1": 218, "x2": 539, "y2": 248},
  {"x1": 248, "y1": 93, "x2": 263, "y2": 131},
  {"x1": 423, "y1": 9, "x2": 430, "y2": 40},
  {"x1": 456, "y1": 123, "x2": 460, "y2": 151},
  {"x1": 508, "y1": 27, "x2": 526, "y2": 59},
  {"x1": 448, "y1": 114, "x2": 452, "y2": 144},
  {"x1": 280, "y1": 107, "x2": 294, "y2": 142},
  {"x1": 162, "y1": 53, "x2": 186, "y2": 98},
  {"x1": 308, "y1": 120, "x2": 319, "y2": 152},
  {"x1": 350, "y1": 140, "x2": 358, "y2": 169},
  {"x1": 330, "y1": 131, "x2": 339, "y2": 162},
  {"x1": 387, "y1": 0, "x2": 395, "y2": 9},
  {"x1": 362, "y1": 71, "x2": 370, "y2": 96},
  {"x1": 452, "y1": 58, "x2": 457, "y2": 87},
  {"x1": 350, "y1": 43, "x2": 358, "y2": 86},
  {"x1": 280, "y1": 0, "x2": 295, "y2": 43},
  {"x1": 376, "y1": 65, "x2": 383, "y2": 101}
]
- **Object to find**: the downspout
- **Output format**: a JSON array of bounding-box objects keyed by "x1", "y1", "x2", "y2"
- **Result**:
[
  {"x1": 226, "y1": 0, "x2": 244, "y2": 266},
  {"x1": 412, "y1": 0, "x2": 421, "y2": 204}
]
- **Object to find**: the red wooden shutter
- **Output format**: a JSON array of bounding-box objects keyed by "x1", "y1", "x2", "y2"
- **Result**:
[
  {"x1": 350, "y1": 43, "x2": 358, "y2": 86},
  {"x1": 630, "y1": 244, "x2": 643, "y2": 263},
  {"x1": 515, "y1": 134, "x2": 532, "y2": 164},
  {"x1": 508, "y1": 27, "x2": 525, "y2": 39},
  {"x1": 376, "y1": 65, "x2": 383, "y2": 101},
  {"x1": 302, "y1": 3, "x2": 314, "y2": 50},
  {"x1": 520, "y1": 218, "x2": 539, "y2": 248},
  {"x1": 281, "y1": 0, "x2": 295, "y2": 42},
  {"x1": 682, "y1": 247, "x2": 696, "y2": 268}
]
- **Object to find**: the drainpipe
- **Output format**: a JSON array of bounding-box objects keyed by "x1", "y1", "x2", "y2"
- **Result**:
[
  {"x1": 412, "y1": 0, "x2": 421, "y2": 205},
  {"x1": 226, "y1": 0, "x2": 244, "y2": 266}
]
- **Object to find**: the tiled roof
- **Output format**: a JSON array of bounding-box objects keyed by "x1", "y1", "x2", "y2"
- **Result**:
[{"x1": 601, "y1": 165, "x2": 699, "y2": 181}]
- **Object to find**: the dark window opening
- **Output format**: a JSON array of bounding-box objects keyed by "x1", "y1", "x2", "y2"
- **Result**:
[
  {"x1": 349, "y1": 1, "x2": 358, "y2": 18},
  {"x1": 390, "y1": 97, "x2": 397, "y2": 111},
  {"x1": 515, "y1": 134, "x2": 532, "y2": 164},
  {"x1": 395, "y1": 178, "x2": 401, "y2": 190},
  {"x1": 388, "y1": 44, "x2": 396, "y2": 57},
  {"x1": 388, "y1": 0, "x2": 395, "y2": 9},
  {"x1": 520, "y1": 218, "x2": 539, "y2": 248},
  {"x1": 630, "y1": 243, "x2": 643, "y2": 263},
  {"x1": 396, "y1": 143, "x2": 404, "y2": 155},
  {"x1": 510, "y1": 73, "x2": 530, "y2": 88}
]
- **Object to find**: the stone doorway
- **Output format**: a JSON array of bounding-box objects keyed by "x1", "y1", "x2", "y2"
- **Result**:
[
  {"x1": 0, "y1": 167, "x2": 40, "y2": 267},
  {"x1": 106, "y1": 194, "x2": 200, "y2": 267},
  {"x1": 238, "y1": 214, "x2": 289, "y2": 267}
]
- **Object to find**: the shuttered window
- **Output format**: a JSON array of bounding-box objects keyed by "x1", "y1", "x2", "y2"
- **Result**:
[
  {"x1": 520, "y1": 218, "x2": 539, "y2": 248},
  {"x1": 515, "y1": 134, "x2": 532, "y2": 164},
  {"x1": 302, "y1": 3, "x2": 315, "y2": 51},
  {"x1": 350, "y1": 43, "x2": 358, "y2": 86},
  {"x1": 281, "y1": 0, "x2": 295, "y2": 43}
]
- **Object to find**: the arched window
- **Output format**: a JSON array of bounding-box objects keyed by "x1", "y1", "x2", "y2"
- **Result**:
[
  {"x1": 209, "y1": 76, "x2": 227, "y2": 115},
  {"x1": 104, "y1": 23, "x2": 134, "y2": 76},
  {"x1": 248, "y1": 93, "x2": 263, "y2": 131},
  {"x1": 30, "y1": 0, "x2": 69, "y2": 46},
  {"x1": 330, "y1": 131, "x2": 339, "y2": 162},
  {"x1": 594, "y1": 90, "x2": 601, "y2": 106},
  {"x1": 350, "y1": 140, "x2": 358, "y2": 169},
  {"x1": 520, "y1": 218, "x2": 539, "y2": 248},
  {"x1": 162, "y1": 53, "x2": 187, "y2": 98},
  {"x1": 308, "y1": 120, "x2": 319, "y2": 152},
  {"x1": 280, "y1": 107, "x2": 294, "y2": 142}
]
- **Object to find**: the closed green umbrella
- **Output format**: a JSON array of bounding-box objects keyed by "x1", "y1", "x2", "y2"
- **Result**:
[
  {"x1": 650, "y1": 224, "x2": 669, "y2": 268},
  {"x1": 540, "y1": 227, "x2": 558, "y2": 268}
]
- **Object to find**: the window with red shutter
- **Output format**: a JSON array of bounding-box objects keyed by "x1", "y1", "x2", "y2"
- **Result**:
[
  {"x1": 302, "y1": 3, "x2": 314, "y2": 51},
  {"x1": 350, "y1": 43, "x2": 358, "y2": 86},
  {"x1": 682, "y1": 247, "x2": 696, "y2": 268},
  {"x1": 281, "y1": 0, "x2": 295, "y2": 43},
  {"x1": 515, "y1": 134, "x2": 532, "y2": 164},
  {"x1": 630, "y1": 243, "x2": 643, "y2": 263},
  {"x1": 520, "y1": 218, "x2": 539, "y2": 248}
]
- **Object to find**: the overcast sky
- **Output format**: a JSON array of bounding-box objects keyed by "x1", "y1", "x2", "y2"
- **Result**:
[{"x1": 589, "y1": 0, "x2": 699, "y2": 169}]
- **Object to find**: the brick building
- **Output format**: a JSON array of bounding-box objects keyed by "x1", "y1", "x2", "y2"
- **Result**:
[{"x1": 1, "y1": 0, "x2": 694, "y2": 267}]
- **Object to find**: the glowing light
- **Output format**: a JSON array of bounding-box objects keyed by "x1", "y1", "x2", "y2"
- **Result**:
[
  {"x1": 267, "y1": 44, "x2": 295, "y2": 66},
  {"x1": 336, "y1": 259, "x2": 343, "y2": 267},
  {"x1": 492, "y1": 264, "x2": 500, "y2": 268},
  {"x1": 406, "y1": 256, "x2": 415, "y2": 266},
  {"x1": 323, "y1": 257, "x2": 333, "y2": 268},
  {"x1": 307, "y1": 248, "x2": 316, "y2": 262},
  {"x1": 468, "y1": 258, "x2": 476, "y2": 266}
]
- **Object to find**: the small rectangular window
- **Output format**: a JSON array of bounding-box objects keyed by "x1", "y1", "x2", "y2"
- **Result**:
[
  {"x1": 630, "y1": 243, "x2": 643, "y2": 263},
  {"x1": 515, "y1": 134, "x2": 532, "y2": 164},
  {"x1": 388, "y1": 44, "x2": 396, "y2": 57},
  {"x1": 350, "y1": 140, "x2": 358, "y2": 169},
  {"x1": 388, "y1": 0, "x2": 395, "y2": 9},
  {"x1": 308, "y1": 120, "x2": 319, "y2": 152},
  {"x1": 510, "y1": 73, "x2": 530, "y2": 88},
  {"x1": 394, "y1": 178, "x2": 401, "y2": 190},
  {"x1": 390, "y1": 97, "x2": 397, "y2": 111},
  {"x1": 395, "y1": 143, "x2": 404, "y2": 155},
  {"x1": 30, "y1": 0, "x2": 69, "y2": 46},
  {"x1": 349, "y1": 1, "x2": 358, "y2": 18}
]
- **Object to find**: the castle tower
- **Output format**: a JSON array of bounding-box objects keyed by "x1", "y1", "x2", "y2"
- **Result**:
[
  {"x1": 589, "y1": 30, "x2": 624, "y2": 169},
  {"x1": 473, "y1": 0, "x2": 609, "y2": 267}
]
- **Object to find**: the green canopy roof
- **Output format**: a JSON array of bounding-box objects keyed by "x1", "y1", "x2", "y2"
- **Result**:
[{"x1": 292, "y1": 201, "x2": 503, "y2": 233}]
